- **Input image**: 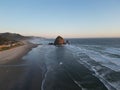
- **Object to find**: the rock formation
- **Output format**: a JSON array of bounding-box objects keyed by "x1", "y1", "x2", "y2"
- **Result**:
[{"x1": 54, "y1": 36, "x2": 65, "y2": 45}]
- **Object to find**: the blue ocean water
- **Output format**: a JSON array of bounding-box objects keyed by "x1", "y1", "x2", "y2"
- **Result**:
[
  {"x1": 66, "y1": 38, "x2": 120, "y2": 90},
  {"x1": 29, "y1": 38, "x2": 120, "y2": 90}
]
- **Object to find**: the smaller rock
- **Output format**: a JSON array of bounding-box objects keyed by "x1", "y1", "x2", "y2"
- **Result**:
[
  {"x1": 48, "y1": 43, "x2": 54, "y2": 45},
  {"x1": 66, "y1": 40, "x2": 70, "y2": 44}
]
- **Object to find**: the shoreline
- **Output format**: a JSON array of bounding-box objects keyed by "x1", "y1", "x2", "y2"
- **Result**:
[{"x1": 0, "y1": 40, "x2": 38, "y2": 64}]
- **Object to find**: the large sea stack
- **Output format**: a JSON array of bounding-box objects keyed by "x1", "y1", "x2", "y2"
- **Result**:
[{"x1": 54, "y1": 36, "x2": 65, "y2": 45}]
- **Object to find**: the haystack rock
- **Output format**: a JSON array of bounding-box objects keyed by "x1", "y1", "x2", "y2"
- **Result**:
[{"x1": 54, "y1": 36, "x2": 65, "y2": 45}]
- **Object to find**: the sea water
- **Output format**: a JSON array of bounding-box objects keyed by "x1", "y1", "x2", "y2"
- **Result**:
[
  {"x1": 66, "y1": 38, "x2": 120, "y2": 90},
  {"x1": 27, "y1": 38, "x2": 120, "y2": 90}
]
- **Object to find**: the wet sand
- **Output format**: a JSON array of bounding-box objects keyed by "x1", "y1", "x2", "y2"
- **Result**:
[{"x1": 0, "y1": 40, "x2": 39, "y2": 90}]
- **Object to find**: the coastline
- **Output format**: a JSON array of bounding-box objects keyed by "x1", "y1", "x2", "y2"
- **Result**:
[{"x1": 0, "y1": 40, "x2": 38, "y2": 64}]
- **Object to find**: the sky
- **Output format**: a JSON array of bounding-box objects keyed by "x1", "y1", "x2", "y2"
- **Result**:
[{"x1": 0, "y1": 0, "x2": 120, "y2": 38}]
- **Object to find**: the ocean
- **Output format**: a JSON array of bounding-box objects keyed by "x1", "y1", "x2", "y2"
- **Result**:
[
  {"x1": 27, "y1": 38, "x2": 120, "y2": 90},
  {"x1": 66, "y1": 38, "x2": 120, "y2": 90},
  {"x1": 1, "y1": 38, "x2": 119, "y2": 90}
]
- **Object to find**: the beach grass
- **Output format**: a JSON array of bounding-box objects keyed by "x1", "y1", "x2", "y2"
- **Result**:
[{"x1": 0, "y1": 42, "x2": 24, "y2": 51}]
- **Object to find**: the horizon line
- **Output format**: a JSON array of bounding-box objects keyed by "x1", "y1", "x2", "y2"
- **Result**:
[{"x1": 0, "y1": 32, "x2": 120, "y2": 39}]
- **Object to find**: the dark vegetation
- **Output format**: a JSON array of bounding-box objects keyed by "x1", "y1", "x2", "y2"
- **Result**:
[{"x1": 0, "y1": 32, "x2": 29, "y2": 45}]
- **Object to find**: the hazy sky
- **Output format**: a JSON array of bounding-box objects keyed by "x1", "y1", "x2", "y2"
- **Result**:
[{"x1": 0, "y1": 0, "x2": 120, "y2": 38}]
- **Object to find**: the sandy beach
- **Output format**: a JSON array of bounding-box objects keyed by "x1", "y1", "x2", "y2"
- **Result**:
[{"x1": 0, "y1": 40, "x2": 38, "y2": 64}]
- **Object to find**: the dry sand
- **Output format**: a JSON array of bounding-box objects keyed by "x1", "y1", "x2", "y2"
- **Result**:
[{"x1": 0, "y1": 40, "x2": 38, "y2": 64}]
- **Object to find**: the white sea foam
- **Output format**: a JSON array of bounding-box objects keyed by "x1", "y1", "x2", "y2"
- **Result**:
[
  {"x1": 67, "y1": 45, "x2": 120, "y2": 72},
  {"x1": 105, "y1": 48, "x2": 120, "y2": 55},
  {"x1": 59, "y1": 62, "x2": 63, "y2": 65},
  {"x1": 66, "y1": 45, "x2": 120, "y2": 90},
  {"x1": 41, "y1": 70, "x2": 48, "y2": 90},
  {"x1": 74, "y1": 80, "x2": 87, "y2": 90},
  {"x1": 85, "y1": 50, "x2": 120, "y2": 72}
]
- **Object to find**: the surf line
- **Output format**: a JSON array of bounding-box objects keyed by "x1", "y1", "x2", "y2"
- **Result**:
[
  {"x1": 41, "y1": 69, "x2": 49, "y2": 90},
  {"x1": 64, "y1": 69, "x2": 85, "y2": 90}
]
